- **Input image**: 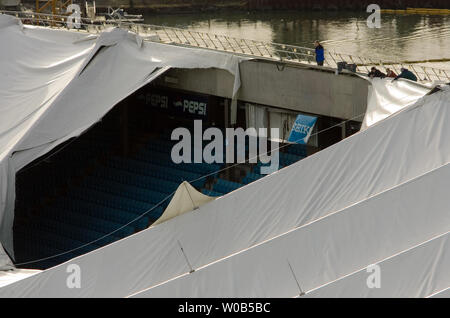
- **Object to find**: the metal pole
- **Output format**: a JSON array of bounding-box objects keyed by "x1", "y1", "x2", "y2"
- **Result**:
[{"x1": 177, "y1": 240, "x2": 195, "y2": 274}]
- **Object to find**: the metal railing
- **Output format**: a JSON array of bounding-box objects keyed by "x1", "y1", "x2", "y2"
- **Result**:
[{"x1": 2, "y1": 10, "x2": 450, "y2": 82}]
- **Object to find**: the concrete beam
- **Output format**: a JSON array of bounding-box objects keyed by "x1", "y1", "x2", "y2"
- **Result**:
[{"x1": 154, "y1": 59, "x2": 369, "y2": 122}]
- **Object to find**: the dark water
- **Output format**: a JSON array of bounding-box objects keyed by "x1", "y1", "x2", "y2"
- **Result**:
[{"x1": 144, "y1": 11, "x2": 450, "y2": 69}]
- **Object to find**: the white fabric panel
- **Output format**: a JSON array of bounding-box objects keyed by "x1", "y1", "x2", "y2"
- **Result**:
[
  {"x1": 0, "y1": 19, "x2": 97, "y2": 255},
  {"x1": 429, "y1": 287, "x2": 450, "y2": 298},
  {"x1": 131, "y1": 163, "x2": 450, "y2": 297},
  {"x1": 0, "y1": 16, "x2": 95, "y2": 161},
  {"x1": 153, "y1": 182, "x2": 215, "y2": 226},
  {"x1": 0, "y1": 87, "x2": 449, "y2": 297},
  {"x1": 304, "y1": 230, "x2": 450, "y2": 298},
  {"x1": 361, "y1": 78, "x2": 430, "y2": 130},
  {"x1": 0, "y1": 243, "x2": 13, "y2": 271},
  {"x1": 0, "y1": 269, "x2": 41, "y2": 288},
  {"x1": 0, "y1": 14, "x2": 248, "y2": 257}
]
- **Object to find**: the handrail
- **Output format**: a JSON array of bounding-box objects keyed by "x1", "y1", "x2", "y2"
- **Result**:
[{"x1": 1, "y1": 10, "x2": 449, "y2": 82}]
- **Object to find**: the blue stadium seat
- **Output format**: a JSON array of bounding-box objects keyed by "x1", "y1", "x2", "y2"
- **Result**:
[
  {"x1": 201, "y1": 189, "x2": 223, "y2": 197},
  {"x1": 213, "y1": 178, "x2": 244, "y2": 194}
]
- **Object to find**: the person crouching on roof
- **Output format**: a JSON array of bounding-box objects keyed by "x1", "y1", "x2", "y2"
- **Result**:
[
  {"x1": 368, "y1": 67, "x2": 386, "y2": 79},
  {"x1": 393, "y1": 68, "x2": 418, "y2": 82},
  {"x1": 386, "y1": 68, "x2": 397, "y2": 78},
  {"x1": 314, "y1": 40, "x2": 325, "y2": 66}
]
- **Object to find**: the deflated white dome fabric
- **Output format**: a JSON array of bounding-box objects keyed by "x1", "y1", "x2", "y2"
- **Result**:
[{"x1": 0, "y1": 13, "x2": 248, "y2": 263}]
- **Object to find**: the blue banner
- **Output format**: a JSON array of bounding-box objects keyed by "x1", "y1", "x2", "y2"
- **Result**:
[{"x1": 288, "y1": 114, "x2": 317, "y2": 144}]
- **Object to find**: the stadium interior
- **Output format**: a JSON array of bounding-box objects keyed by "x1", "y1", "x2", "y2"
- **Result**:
[{"x1": 12, "y1": 80, "x2": 360, "y2": 270}]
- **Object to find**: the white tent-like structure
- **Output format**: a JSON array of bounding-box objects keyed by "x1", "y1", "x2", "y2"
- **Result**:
[
  {"x1": 0, "y1": 13, "x2": 247, "y2": 265},
  {"x1": 430, "y1": 287, "x2": 450, "y2": 298},
  {"x1": 361, "y1": 78, "x2": 430, "y2": 130},
  {"x1": 0, "y1": 243, "x2": 13, "y2": 271},
  {"x1": 0, "y1": 268, "x2": 41, "y2": 289},
  {"x1": 0, "y1": 73, "x2": 448, "y2": 296},
  {"x1": 131, "y1": 88, "x2": 450, "y2": 298},
  {"x1": 153, "y1": 182, "x2": 215, "y2": 226},
  {"x1": 1, "y1": 13, "x2": 449, "y2": 297},
  {"x1": 0, "y1": 242, "x2": 39, "y2": 288},
  {"x1": 132, "y1": 162, "x2": 450, "y2": 297}
]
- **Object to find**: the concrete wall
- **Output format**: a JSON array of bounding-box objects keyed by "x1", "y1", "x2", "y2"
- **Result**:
[{"x1": 155, "y1": 59, "x2": 369, "y2": 122}]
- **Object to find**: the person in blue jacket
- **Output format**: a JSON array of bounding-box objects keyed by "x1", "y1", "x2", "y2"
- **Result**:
[
  {"x1": 314, "y1": 40, "x2": 325, "y2": 66},
  {"x1": 394, "y1": 68, "x2": 418, "y2": 82}
]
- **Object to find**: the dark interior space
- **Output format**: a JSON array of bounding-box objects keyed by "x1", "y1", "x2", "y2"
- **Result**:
[{"x1": 13, "y1": 83, "x2": 319, "y2": 270}]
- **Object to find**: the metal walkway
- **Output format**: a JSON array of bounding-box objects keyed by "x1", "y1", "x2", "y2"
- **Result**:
[{"x1": 2, "y1": 10, "x2": 450, "y2": 82}]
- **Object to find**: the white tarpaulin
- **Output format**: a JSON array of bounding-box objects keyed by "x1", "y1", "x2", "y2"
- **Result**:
[
  {"x1": 133, "y1": 163, "x2": 450, "y2": 297},
  {"x1": 0, "y1": 269, "x2": 41, "y2": 288},
  {"x1": 0, "y1": 83, "x2": 448, "y2": 297},
  {"x1": 361, "y1": 78, "x2": 430, "y2": 130},
  {"x1": 152, "y1": 181, "x2": 215, "y2": 226},
  {"x1": 0, "y1": 243, "x2": 13, "y2": 270},
  {"x1": 0, "y1": 13, "x2": 248, "y2": 264},
  {"x1": 304, "y1": 229, "x2": 450, "y2": 298},
  {"x1": 430, "y1": 287, "x2": 450, "y2": 298}
]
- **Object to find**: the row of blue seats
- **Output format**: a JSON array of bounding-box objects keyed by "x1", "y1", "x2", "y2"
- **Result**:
[
  {"x1": 279, "y1": 151, "x2": 304, "y2": 163},
  {"x1": 285, "y1": 144, "x2": 308, "y2": 157},
  {"x1": 69, "y1": 187, "x2": 161, "y2": 219},
  {"x1": 17, "y1": 167, "x2": 82, "y2": 191},
  {"x1": 92, "y1": 167, "x2": 179, "y2": 194},
  {"x1": 201, "y1": 189, "x2": 223, "y2": 197},
  {"x1": 14, "y1": 129, "x2": 132, "y2": 269},
  {"x1": 15, "y1": 235, "x2": 75, "y2": 262},
  {"x1": 143, "y1": 140, "x2": 175, "y2": 153},
  {"x1": 146, "y1": 136, "x2": 254, "y2": 149},
  {"x1": 105, "y1": 157, "x2": 206, "y2": 189},
  {"x1": 251, "y1": 154, "x2": 301, "y2": 168},
  {"x1": 26, "y1": 217, "x2": 119, "y2": 247},
  {"x1": 42, "y1": 205, "x2": 135, "y2": 238},
  {"x1": 15, "y1": 226, "x2": 98, "y2": 258},
  {"x1": 15, "y1": 227, "x2": 100, "y2": 269},
  {"x1": 240, "y1": 150, "x2": 307, "y2": 185},
  {"x1": 16, "y1": 132, "x2": 226, "y2": 268},
  {"x1": 242, "y1": 171, "x2": 265, "y2": 184},
  {"x1": 54, "y1": 198, "x2": 152, "y2": 230},
  {"x1": 14, "y1": 244, "x2": 78, "y2": 270},
  {"x1": 14, "y1": 234, "x2": 70, "y2": 262},
  {"x1": 145, "y1": 137, "x2": 256, "y2": 159},
  {"x1": 80, "y1": 177, "x2": 169, "y2": 206},
  {"x1": 135, "y1": 148, "x2": 222, "y2": 175},
  {"x1": 254, "y1": 162, "x2": 286, "y2": 172},
  {"x1": 213, "y1": 178, "x2": 244, "y2": 194},
  {"x1": 54, "y1": 141, "x2": 112, "y2": 162},
  {"x1": 16, "y1": 143, "x2": 102, "y2": 198},
  {"x1": 80, "y1": 131, "x2": 117, "y2": 141},
  {"x1": 278, "y1": 158, "x2": 299, "y2": 167}
]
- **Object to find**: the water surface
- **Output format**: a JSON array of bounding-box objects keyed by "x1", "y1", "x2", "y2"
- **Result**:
[{"x1": 144, "y1": 11, "x2": 450, "y2": 69}]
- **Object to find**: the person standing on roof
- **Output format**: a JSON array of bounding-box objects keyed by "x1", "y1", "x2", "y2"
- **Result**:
[
  {"x1": 393, "y1": 68, "x2": 418, "y2": 82},
  {"x1": 314, "y1": 40, "x2": 325, "y2": 66}
]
